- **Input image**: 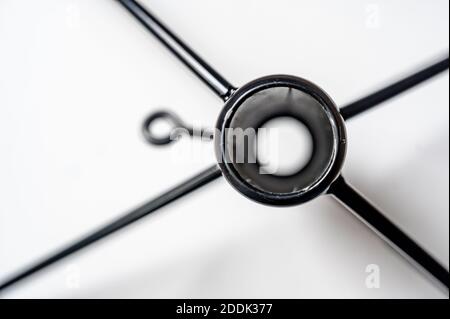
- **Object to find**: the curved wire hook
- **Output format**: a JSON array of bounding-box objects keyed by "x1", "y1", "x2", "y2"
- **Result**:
[{"x1": 142, "y1": 110, "x2": 214, "y2": 146}]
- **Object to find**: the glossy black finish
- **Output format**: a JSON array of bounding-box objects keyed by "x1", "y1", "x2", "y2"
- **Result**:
[
  {"x1": 340, "y1": 57, "x2": 449, "y2": 120},
  {"x1": 329, "y1": 176, "x2": 449, "y2": 290},
  {"x1": 216, "y1": 75, "x2": 347, "y2": 206},
  {"x1": 2, "y1": 1, "x2": 448, "y2": 295},
  {"x1": 0, "y1": 165, "x2": 222, "y2": 292},
  {"x1": 117, "y1": 0, "x2": 235, "y2": 100}
]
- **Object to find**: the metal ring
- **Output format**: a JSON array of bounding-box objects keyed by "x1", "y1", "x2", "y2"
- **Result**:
[
  {"x1": 141, "y1": 111, "x2": 187, "y2": 145},
  {"x1": 215, "y1": 75, "x2": 347, "y2": 206}
]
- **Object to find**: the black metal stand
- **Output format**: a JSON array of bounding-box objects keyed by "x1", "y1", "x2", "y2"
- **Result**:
[{"x1": 0, "y1": 0, "x2": 448, "y2": 294}]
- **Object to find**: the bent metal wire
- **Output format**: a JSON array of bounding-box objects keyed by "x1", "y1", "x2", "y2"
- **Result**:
[{"x1": 0, "y1": 0, "x2": 449, "y2": 293}]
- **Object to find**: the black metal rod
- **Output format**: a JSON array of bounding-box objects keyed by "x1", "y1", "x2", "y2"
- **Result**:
[
  {"x1": 329, "y1": 176, "x2": 449, "y2": 290},
  {"x1": 340, "y1": 57, "x2": 449, "y2": 120},
  {"x1": 117, "y1": 0, "x2": 235, "y2": 101},
  {"x1": 0, "y1": 165, "x2": 222, "y2": 293}
]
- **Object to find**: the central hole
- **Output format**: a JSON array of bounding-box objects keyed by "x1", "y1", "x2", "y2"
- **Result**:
[
  {"x1": 149, "y1": 117, "x2": 174, "y2": 139},
  {"x1": 256, "y1": 117, "x2": 313, "y2": 176}
]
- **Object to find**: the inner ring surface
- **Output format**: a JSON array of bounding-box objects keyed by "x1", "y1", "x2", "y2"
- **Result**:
[{"x1": 216, "y1": 75, "x2": 346, "y2": 205}]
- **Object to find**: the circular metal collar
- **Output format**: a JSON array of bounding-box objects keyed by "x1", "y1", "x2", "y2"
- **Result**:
[{"x1": 215, "y1": 75, "x2": 347, "y2": 206}]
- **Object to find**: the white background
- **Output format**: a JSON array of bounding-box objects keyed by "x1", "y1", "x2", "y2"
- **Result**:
[{"x1": 0, "y1": 0, "x2": 448, "y2": 298}]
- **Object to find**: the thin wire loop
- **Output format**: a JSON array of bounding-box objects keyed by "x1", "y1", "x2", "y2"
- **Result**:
[{"x1": 142, "y1": 110, "x2": 214, "y2": 146}]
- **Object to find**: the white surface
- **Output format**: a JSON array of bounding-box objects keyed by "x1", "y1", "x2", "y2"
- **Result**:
[
  {"x1": 257, "y1": 117, "x2": 314, "y2": 176},
  {"x1": 0, "y1": 0, "x2": 448, "y2": 298}
]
